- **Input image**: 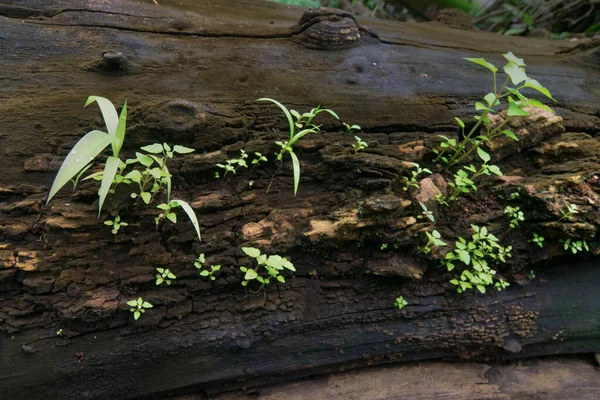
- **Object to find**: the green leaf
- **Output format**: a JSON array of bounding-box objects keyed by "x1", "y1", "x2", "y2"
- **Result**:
[
  {"x1": 475, "y1": 102, "x2": 492, "y2": 112},
  {"x1": 504, "y1": 62, "x2": 528, "y2": 85},
  {"x1": 141, "y1": 143, "x2": 164, "y2": 154},
  {"x1": 290, "y1": 150, "x2": 300, "y2": 196},
  {"x1": 527, "y1": 98, "x2": 553, "y2": 113},
  {"x1": 282, "y1": 259, "x2": 295, "y2": 272},
  {"x1": 242, "y1": 247, "x2": 261, "y2": 258},
  {"x1": 170, "y1": 199, "x2": 201, "y2": 241},
  {"x1": 142, "y1": 302, "x2": 152, "y2": 308},
  {"x1": 258, "y1": 98, "x2": 295, "y2": 141},
  {"x1": 321, "y1": 109, "x2": 340, "y2": 120},
  {"x1": 244, "y1": 268, "x2": 258, "y2": 280},
  {"x1": 503, "y1": 52, "x2": 525, "y2": 66},
  {"x1": 477, "y1": 147, "x2": 491, "y2": 163},
  {"x1": 84, "y1": 96, "x2": 118, "y2": 136},
  {"x1": 166, "y1": 212, "x2": 177, "y2": 223},
  {"x1": 47, "y1": 130, "x2": 113, "y2": 204},
  {"x1": 266, "y1": 255, "x2": 284, "y2": 270},
  {"x1": 464, "y1": 58, "x2": 498, "y2": 73},
  {"x1": 140, "y1": 192, "x2": 152, "y2": 204},
  {"x1": 454, "y1": 117, "x2": 464, "y2": 128},
  {"x1": 502, "y1": 129, "x2": 519, "y2": 141},
  {"x1": 277, "y1": 275, "x2": 285, "y2": 283},
  {"x1": 124, "y1": 170, "x2": 142, "y2": 183},
  {"x1": 126, "y1": 300, "x2": 137, "y2": 307},
  {"x1": 507, "y1": 102, "x2": 530, "y2": 117},
  {"x1": 504, "y1": 27, "x2": 527, "y2": 36},
  {"x1": 113, "y1": 101, "x2": 127, "y2": 156},
  {"x1": 484, "y1": 92, "x2": 499, "y2": 107},
  {"x1": 173, "y1": 145, "x2": 195, "y2": 154},
  {"x1": 136, "y1": 152, "x2": 154, "y2": 167},
  {"x1": 134, "y1": 311, "x2": 140, "y2": 320},
  {"x1": 488, "y1": 165, "x2": 503, "y2": 176},
  {"x1": 200, "y1": 270, "x2": 209, "y2": 276},
  {"x1": 98, "y1": 156, "x2": 120, "y2": 216}
]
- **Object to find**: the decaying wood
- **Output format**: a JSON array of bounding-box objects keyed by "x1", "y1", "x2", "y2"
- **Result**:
[{"x1": 0, "y1": 1, "x2": 599, "y2": 399}]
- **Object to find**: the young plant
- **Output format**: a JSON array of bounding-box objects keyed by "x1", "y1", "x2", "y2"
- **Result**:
[
  {"x1": 252, "y1": 152, "x2": 267, "y2": 166},
  {"x1": 258, "y1": 98, "x2": 339, "y2": 195},
  {"x1": 239, "y1": 247, "x2": 296, "y2": 291},
  {"x1": 402, "y1": 162, "x2": 432, "y2": 191},
  {"x1": 47, "y1": 96, "x2": 128, "y2": 216},
  {"x1": 127, "y1": 297, "x2": 153, "y2": 320},
  {"x1": 558, "y1": 203, "x2": 578, "y2": 222},
  {"x1": 343, "y1": 122, "x2": 361, "y2": 133},
  {"x1": 155, "y1": 199, "x2": 201, "y2": 241},
  {"x1": 104, "y1": 215, "x2": 128, "y2": 235},
  {"x1": 394, "y1": 296, "x2": 408, "y2": 309},
  {"x1": 194, "y1": 253, "x2": 221, "y2": 281},
  {"x1": 504, "y1": 206, "x2": 524, "y2": 229},
  {"x1": 435, "y1": 194, "x2": 449, "y2": 207},
  {"x1": 417, "y1": 202, "x2": 435, "y2": 222},
  {"x1": 559, "y1": 238, "x2": 589, "y2": 254},
  {"x1": 444, "y1": 225, "x2": 512, "y2": 294},
  {"x1": 434, "y1": 52, "x2": 555, "y2": 168},
  {"x1": 155, "y1": 268, "x2": 176, "y2": 286},
  {"x1": 419, "y1": 229, "x2": 447, "y2": 254},
  {"x1": 351, "y1": 136, "x2": 368, "y2": 154},
  {"x1": 448, "y1": 148, "x2": 503, "y2": 201},
  {"x1": 216, "y1": 149, "x2": 249, "y2": 177},
  {"x1": 529, "y1": 233, "x2": 544, "y2": 248}
]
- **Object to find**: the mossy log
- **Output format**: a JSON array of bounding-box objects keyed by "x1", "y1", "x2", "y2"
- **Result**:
[{"x1": 0, "y1": 1, "x2": 599, "y2": 399}]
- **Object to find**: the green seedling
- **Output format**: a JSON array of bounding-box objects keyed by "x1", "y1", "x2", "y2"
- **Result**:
[
  {"x1": 380, "y1": 243, "x2": 388, "y2": 251},
  {"x1": 529, "y1": 233, "x2": 544, "y2": 248},
  {"x1": 155, "y1": 268, "x2": 176, "y2": 286},
  {"x1": 252, "y1": 152, "x2": 267, "y2": 166},
  {"x1": 402, "y1": 162, "x2": 432, "y2": 191},
  {"x1": 558, "y1": 203, "x2": 578, "y2": 221},
  {"x1": 258, "y1": 98, "x2": 339, "y2": 195},
  {"x1": 435, "y1": 194, "x2": 449, "y2": 207},
  {"x1": 560, "y1": 238, "x2": 589, "y2": 254},
  {"x1": 343, "y1": 122, "x2": 361, "y2": 133},
  {"x1": 351, "y1": 136, "x2": 368, "y2": 154},
  {"x1": 504, "y1": 206, "x2": 524, "y2": 229},
  {"x1": 445, "y1": 225, "x2": 512, "y2": 294},
  {"x1": 394, "y1": 296, "x2": 408, "y2": 309},
  {"x1": 434, "y1": 52, "x2": 555, "y2": 168},
  {"x1": 417, "y1": 202, "x2": 435, "y2": 222},
  {"x1": 448, "y1": 148, "x2": 503, "y2": 201},
  {"x1": 239, "y1": 247, "x2": 296, "y2": 291},
  {"x1": 155, "y1": 199, "x2": 201, "y2": 241},
  {"x1": 420, "y1": 230, "x2": 447, "y2": 254},
  {"x1": 47, "y1": 96, "x2": 128, "y2": 216},
  {"x1": 194, "y1": 253, "x2": 221, "y2": 281},
  {"x1": 127, "y1": 297, "x2": 153, "y2": 320},
  {"x1": 216, "y1": 149, "x2": 248, "y2": 177},
  {"x1": 104, "y1": 215, "x2": 128, "y2": 235}
]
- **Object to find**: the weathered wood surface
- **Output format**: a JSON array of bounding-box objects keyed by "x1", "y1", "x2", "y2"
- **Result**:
[{"x1": 1, "y1": 0, "x2": 600, "y2": 399}]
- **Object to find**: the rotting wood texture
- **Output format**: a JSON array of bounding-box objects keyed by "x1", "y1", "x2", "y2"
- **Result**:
[{"x1": 0, "y1": 1, "x2": 599, "y2": 399}]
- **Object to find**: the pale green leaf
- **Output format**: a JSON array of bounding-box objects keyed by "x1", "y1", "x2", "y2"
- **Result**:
[
  {"x1": 140, "y1": 192, "x2": 152, "y2": 204},
  {"x1": 173, "y1": 145, "x2": 195, "y2": 154},
  {"x1": 97, "y1": 156, "x2": 120, "y2": 216},
  {"x1": 84, "y1": 96, "x2": 118, "y2": 136},
  {"x1": 527, "y1": 98, "x2": 553, "y2": 113},
  {"x1": 242, "y1": 247, "x2": 261, "y2": 258},
  {"x1": 258, "y1": 98, "x2": 295, "y2": 141},
  {"x1": 244, "y1": 268, "x2": 258, "y2": 280},
  {"x1": 170, "y1": 199, "x2": 201, "y2": 241},
  {"x1": 483, "y1": 92, "x2": 499, "y2": 107},
  {"x1": 502, "y1": 129, "x2": 519, "y2": 141},
  {"x1": 141, "y1": 143, "x2": 164, "y2": 154},
  {"x1": 523, "y1": 79, "x2": 555, "y2": 101},
  {"x1": 136, "y1": 152, "x2": 154, "y2": 167},
  {"x1": 113, "y1": 101, "x2": 127, "y2": 156},
  {"x1": 126, "y1": 300, "x2": 137, "y2": 307},
  {"x1": 134, "y1": 311, "x2": 140, "y2": 320},
  {"x1": 507, "y1": 102, "x2": 530, "y2": 117},
  {"x1": 47, "y1": 130, "x2": 112, "y2": 204},
  {"x1": 166, "y1": 212, "x2": 177, "y2": 223},
  {"x1": 504, "y1": 62, "x2": 528, "y2": 85},
  {"x1": 477, "y1": 147, "x2": 491, "y2": 163},
  {"x1": 123, "y1": 170, "x2": 142, "y2": 183},
  {"x1": 464, "y1": 58, "x2": 498, "y2": 73},
  {"x1": 290, "y1": 150, "x2": 300, "y2": 196},
  {"x1": 503, "y1": 52, "x2": 525, "y2": 66}
]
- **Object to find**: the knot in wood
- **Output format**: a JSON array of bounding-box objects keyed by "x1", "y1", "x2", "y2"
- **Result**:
[{"x1": 293, "y1": 7, "x2": 375, "y2": 50}]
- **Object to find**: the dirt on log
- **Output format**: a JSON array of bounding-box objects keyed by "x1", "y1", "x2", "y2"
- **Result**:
[{"x1": 0, "y1": 0, "x2": 599, "y2": 399}]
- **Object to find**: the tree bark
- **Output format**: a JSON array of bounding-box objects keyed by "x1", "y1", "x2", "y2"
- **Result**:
[{"x1": 1, "y1": 1, "x2": 599, "y2": 399}]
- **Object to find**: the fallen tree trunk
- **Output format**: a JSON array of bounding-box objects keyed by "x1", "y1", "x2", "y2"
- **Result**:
[{"x1": 0, "y1": 1, "x2": 599, "y2": 399}]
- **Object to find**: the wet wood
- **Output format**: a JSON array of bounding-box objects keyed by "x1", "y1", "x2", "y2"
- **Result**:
[{"x1": 0, "y1": 1, "x2": 599, "y2": 399}]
